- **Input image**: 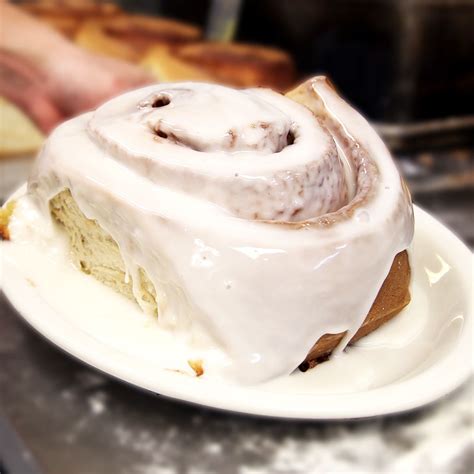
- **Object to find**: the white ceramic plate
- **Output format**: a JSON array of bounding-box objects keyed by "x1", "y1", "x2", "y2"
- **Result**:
[{"x1": 1, "y1": 186, "x2": 472, "y2": 419}]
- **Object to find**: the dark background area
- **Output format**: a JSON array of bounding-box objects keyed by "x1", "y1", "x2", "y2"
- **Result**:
[{"x1": 121, "y1": 0, "x2": 474, "y2": 125}]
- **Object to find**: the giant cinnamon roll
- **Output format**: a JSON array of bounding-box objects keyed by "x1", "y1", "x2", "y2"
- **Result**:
[{"x1": 27, "y1": 77, "x2": 414, "y2": 383}]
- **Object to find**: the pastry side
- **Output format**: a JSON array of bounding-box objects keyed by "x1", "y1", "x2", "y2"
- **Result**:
[
  {"x1": 50, "y1": 190, "x2": 157, "y2": 312},
  {"x1": 49, "y1": 189, "x2": 411, "y2": 371},
  {"x1": 301, "y1": 250, "x2": 410, "y2": 370}
]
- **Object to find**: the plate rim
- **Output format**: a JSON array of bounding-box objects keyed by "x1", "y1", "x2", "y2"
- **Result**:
[{"x1": 1, "y1": 185, "x2": 473, "y2": 419}]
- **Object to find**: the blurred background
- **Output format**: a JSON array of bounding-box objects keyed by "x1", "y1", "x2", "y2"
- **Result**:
[{"x1": 0, "y1": 1, "x2": 473, "y2": 473}]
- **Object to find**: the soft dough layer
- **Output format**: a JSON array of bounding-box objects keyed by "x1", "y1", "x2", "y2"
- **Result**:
[
  {"x1": 28, "y1": 78, "x2": 414, "y2": 383},
  {"x1": 50, "y1": 189, "x2": 157, "y2": 313}
]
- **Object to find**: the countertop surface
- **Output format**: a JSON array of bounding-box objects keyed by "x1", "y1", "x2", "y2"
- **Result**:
[{"x1": 1, "y1": 153, "x2": 473, "y2": 474}]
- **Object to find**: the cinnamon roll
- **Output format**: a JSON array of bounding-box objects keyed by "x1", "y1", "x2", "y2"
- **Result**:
[
  {"x1": 142, "y1": 42, "x2": 296, "y2": 91},
  {"x1": 21, "y1": 1, "x2": 121, "y2": 38},
  {"x1": 141, "y1": 46, "x2": 216, "y2": 84},
  {"x1": 75, "y1": 15, "x2": 202, "y2": 62},
  {"x1": 27, "y1": 77, "x2": 414, "y2": 383}
]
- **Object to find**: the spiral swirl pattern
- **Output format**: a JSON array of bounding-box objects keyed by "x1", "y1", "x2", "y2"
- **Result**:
[{"x1": 86, "y1": 82, "x2": 352, "y2": 222}]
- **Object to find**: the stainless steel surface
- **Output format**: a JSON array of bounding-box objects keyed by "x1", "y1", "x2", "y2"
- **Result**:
[
  {"x1": 0, "y1": 413, "x2": 43, "y2": 474},
  {"x1": 1, "y1": 155, "x2": 473, "y2": 474},
  {"x1": 376, "y1": 116, "x2": 474, "y2": 151}
]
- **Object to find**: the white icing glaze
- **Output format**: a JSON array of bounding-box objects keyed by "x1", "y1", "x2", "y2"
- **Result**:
[
  {"x1": 26, "y1": 79, "x2": 414, "y2": 383},
  {"x1": 86, "y1": 83, "x2": 347, "y2": 221}
]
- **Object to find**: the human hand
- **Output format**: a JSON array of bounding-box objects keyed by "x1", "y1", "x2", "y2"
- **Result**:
[
  {"x1": 0, "y1": 1, "x2": 154, "y2": 132},
  {"x1": 0, "y1": 44, "x2": 153, "y2": 133},
  {"x1": 0, "y1": 50, "x2": 64, "y2": 133},
  {"x1": 44, "y1": 46, "x2": 154, "y2": 118}
]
